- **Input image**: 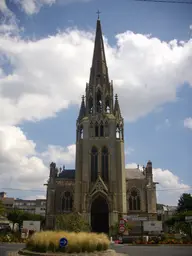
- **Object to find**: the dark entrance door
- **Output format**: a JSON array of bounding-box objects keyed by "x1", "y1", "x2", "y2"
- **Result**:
[{"x1": 91, "y1": 196, "x2": 109, "y2": 234}]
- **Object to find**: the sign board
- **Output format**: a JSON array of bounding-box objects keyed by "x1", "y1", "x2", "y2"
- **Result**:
[
  {"x1": 185, "y1": 216, "x2": 192, "y2": 222},
  {"x1": 59, "y1": 238, "x2": 68, "y2": 248},
  {"x1": 123, "y1": 215, "x2": 147, "y2": 221},
  {"x1": 132, "y1": 217, "x2": 148, "y2": 221},
  {"x1": 119, "y1": 226, "x2": 125, "y2": 233},
  {"x1": 119, "y1": 219, "x2": 125, "y2": 226},
  {"x1": 23, "y1": 221, "x2": 41, "y2": 232},
  {"x1": 143, "y1": 221, "x2": 162, "y2": 232}
]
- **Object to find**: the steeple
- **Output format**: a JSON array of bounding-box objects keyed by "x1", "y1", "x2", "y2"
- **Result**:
[
  {"x1": 114, "y1": 94, "x2": 121, "y2": 118},
  {"x1": 78, "y1": 95, "x2": 86, "y2": 120},
  {"x1": 89, "y1": 17, "x2": 109, "y2": 86}
]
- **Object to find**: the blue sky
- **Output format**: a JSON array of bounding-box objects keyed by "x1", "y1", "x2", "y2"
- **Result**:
[{"x1": 0, "y1": 0, "x2": 191, "y2": 205}]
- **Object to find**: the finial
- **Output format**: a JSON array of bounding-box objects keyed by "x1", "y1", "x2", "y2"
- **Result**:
[
  {"x1": 115, "y1": 94, "x2": 118, "y2": 101},
  {"x1": 96, "y1": 10, "x2": 101, "y2": 20},
  {"x1": 82, "y1": 95, "x2": 85, "y2": 101}
]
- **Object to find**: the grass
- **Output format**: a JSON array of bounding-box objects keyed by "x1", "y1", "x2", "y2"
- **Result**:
[{"x1": 26, "y1": 231, "x2": 110, "y2": 253}]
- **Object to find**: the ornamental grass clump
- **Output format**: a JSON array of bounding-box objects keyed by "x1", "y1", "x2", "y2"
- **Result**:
[{"x1": 26, "y1": 231, "x2": 110, "y2": 253}]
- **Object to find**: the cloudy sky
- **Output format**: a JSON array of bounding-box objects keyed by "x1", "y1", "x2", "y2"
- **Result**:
[{"x1": 0, "y1": 0, "x2": 191, "y2": 205}]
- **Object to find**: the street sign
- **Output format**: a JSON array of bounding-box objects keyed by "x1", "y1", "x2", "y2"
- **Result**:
[
  {"x1": 119, "y1": 226, "x2": 125, "y2": 233},
  {"x1": 119, "y1": 218, "x2": 126, "y2": 226},
  {"x1": 59, "y1": 237, "x2": 68, "y2": 248},
  {"x1": 132, "y1": 217, "x2": 148, "y2": 221}
]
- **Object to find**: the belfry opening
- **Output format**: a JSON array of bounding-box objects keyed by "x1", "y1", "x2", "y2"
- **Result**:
[{"x1": 91, "y1": 196, "x2": 109, "y2": 234}]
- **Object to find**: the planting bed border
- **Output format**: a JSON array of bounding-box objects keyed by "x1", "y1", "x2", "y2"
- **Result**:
[{"x1": 18, "y1": 249, "x2": 126, "y2": 256}]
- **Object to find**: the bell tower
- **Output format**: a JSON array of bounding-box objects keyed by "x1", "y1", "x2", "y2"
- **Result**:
[{"x1": 74, "y1": 16, "x2": 127, "y2": 231}]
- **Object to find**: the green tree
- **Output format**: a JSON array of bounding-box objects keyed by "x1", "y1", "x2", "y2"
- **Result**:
[
  {"x1": 7, "y1": 209, "x2": 23, "y2": 230},
  {"x1": 0, "y1": 200, "x2": 5, "y2": 216},
  {"x1": 177, "y1": 193, "x2": 192, "y2": 212},
  {"x1": 56, "y1": 213, "x2": 90, "y2": 232},
  {"x1": 7, "y1": 209, "x2": 45, "y2": 230}
]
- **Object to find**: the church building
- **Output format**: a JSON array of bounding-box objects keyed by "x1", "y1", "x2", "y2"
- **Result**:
[{"x1": 45, "y1": 17, "x2": 157, "y2": 233}]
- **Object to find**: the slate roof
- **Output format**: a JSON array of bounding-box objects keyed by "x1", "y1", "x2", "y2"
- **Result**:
[
  {"x1": 58, "y1": 169, "x2": 75, "y2": 179},
  {"x1": 125, "y1": 168, "x2": 145, "y2": 180},
  {"x1": 57, "y1": 168, "x2": 145, "y2": 180}
]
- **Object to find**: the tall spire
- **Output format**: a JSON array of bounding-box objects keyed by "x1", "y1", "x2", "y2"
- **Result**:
[
  {"x1": 89, "y1": 16, "x2": 109, "y2": 86},
  {"x1": 78, "y1": 95, "x2": 86, "y2": 120},
  {"x1": 114, "y1": 94, "x2": 121, "y2": 118}
]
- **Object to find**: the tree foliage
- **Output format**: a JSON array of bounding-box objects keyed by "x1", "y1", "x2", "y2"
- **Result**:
[
  {"x1": 165, "y1": 193, "x2": 192, "y2": 238},
  {"x1": 7, "y1": 209, "x2": 45, "y2": 230},
  {"x1": 56, "y1": 213, "x2": 90, "y2": 232},
  {"x1": 177, "y1": 193, "x2": 192, "y2": 212}
]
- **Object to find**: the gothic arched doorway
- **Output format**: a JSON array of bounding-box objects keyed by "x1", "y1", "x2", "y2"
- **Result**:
[{"x1": 91, "y1": 195, "x2": 109, "y2": 234}]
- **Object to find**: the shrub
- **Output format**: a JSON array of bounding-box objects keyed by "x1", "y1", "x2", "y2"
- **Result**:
[
  {"x1": 55, "y1": 213, "x2": 90, "y2": 232},
  {"x1": 26, "y1": 231, "x2": 110, "y2": 253}
]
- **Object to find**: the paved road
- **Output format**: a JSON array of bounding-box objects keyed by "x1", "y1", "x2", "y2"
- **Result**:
[
  {"x1": 1, "y1": 243, "x2": 192, "y2": 256},
  {"x1": 111, "y1": 244, "x2": 192, "y2": 256},
  {"x1": 0, "y1": 243, "x2": 24, "y2": 256}
]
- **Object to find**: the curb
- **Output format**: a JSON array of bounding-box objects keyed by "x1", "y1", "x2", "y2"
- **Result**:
[{"x1": 18, "y1": 249, "x2": 120, "y2": 256}]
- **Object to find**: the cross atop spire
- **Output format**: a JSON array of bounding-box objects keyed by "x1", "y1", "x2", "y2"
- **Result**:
[{"x1": 96, "y1": 10, "x2": 101, "y2": 20}]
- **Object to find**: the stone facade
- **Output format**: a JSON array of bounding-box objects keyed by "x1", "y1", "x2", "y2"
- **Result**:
[{"x1": 45, "y1": 18, "x2": 157, "y2": 232}]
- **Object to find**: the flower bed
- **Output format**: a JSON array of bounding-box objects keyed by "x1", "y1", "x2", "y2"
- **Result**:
[
  {"x1": 25, "y1": 231, "x2": 110, "y2": 253},
  {"x1": 0, "y1": 232, "x2": 27, "y2": 243}
]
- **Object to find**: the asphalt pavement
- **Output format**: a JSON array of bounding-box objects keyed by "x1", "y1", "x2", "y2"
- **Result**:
[
  {"x1": 0, "y1": 243, "x2": 192, "y2": 256},
  {"x1": 111, "y1": 244, "x2": 192, "y2": 256},
  {"x1": 0, "y1": 243, "x2": 24, "y2": 256}
]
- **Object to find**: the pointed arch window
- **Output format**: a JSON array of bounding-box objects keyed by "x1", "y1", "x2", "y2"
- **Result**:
[
  {"x1": 105, "y1": 97, "x2": 110, "y2": 113},
  {"x1": 90, "y1": 122, "x2": 93, "y2": 137},
  {"x1": 91, "y1": 147, "x2": 98, "y2": 182},
  {"x1": 116, "y1": 125, "x2": 120, "y2": 139},
  {"x1": 62, "y1": 191, "x2": 73, "y2": 212},
  {"x1": 96, "y1": 90, "x2": 102, "y2": 113},
  {"x1": 120, "y1": 125, "x2": 124, "y2": 140},
  {"x1": 105, "y1": 122, "x2": 109, "y2": 137},
  {"x1": 88, "y1": 97, "x2": 93, "y2": 114},
  {"x1": 100, "y1": 121, "x2": 104, "y2": 137},
  {"x1": 80, "y1": 126, "x2": 83, "y2": 139},
  {"x1": 95, "y1": 122, "x2": 99, "y2": 137},
  {"x1": 128, "y1": 189, "x2": 141, "y2": 211},
  {"x1": 101, "y1": 147, "x2": 109, "y2": 182}
]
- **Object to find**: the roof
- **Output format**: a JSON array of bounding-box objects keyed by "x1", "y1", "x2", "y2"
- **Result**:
[
  {"x1": 125, "y1": 168, "x2": 145, "y2": 180},
  {"x1": 1, "y1": 197, "x2": 14, "y2": 204},
  {"x1": 58, "y1": 169, "x2": 75, "y2": 179}
]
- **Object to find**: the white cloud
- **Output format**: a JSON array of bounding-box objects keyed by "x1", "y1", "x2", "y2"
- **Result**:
[
  {"x1": 0, "y1": 29, "x2": 192, "y2": 125},
  {"x1": 0, "y1": 0, "x2": 92, "y2": 16},
  {"x1": 0, "y1": 125, "x2": 48, "y2": 190},
  {"x1": 13, "y1": 0, "x2": 56, "y2": 15},
  {"x1": 126, "y1": 163, "x2": 190, "y2": 205},
  {"x1": 0, "y1": 125, "x2": 76, "y2": 197},
  {"x1": 41, "y1": 144, "x2": 76, "y2": 165},
  {"x1": 184, "y1": 117, "x2": 192, "y2": 130}
]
